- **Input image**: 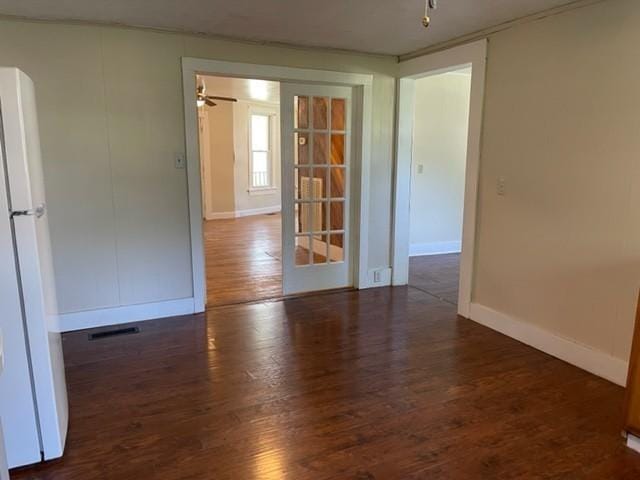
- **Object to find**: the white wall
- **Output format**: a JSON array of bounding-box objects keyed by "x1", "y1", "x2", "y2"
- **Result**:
[
  {"x1": 200, "y1": 100, "x2": 281, "y2": 218},
  {"x1": 0, "y1": 19, "x2": 396, "y2": 317},
  {"x1": 409, "y1": 71, "x2": 471, "y2": 256},
  {"x1": 232, "y1": 101, "x2": 281, "y2": 214},
  {"x1": 201, "y1": 102, "x2": 236, "y2": 217},
  {"x1": 473, "y1": 0, "x2": 640, "y2": 366}
]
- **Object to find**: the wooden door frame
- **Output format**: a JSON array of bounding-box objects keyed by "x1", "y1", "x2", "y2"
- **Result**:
[
  {"x1": 181, "y1": 58, "x2": 373, "y2": 313},
  {"x1": 391, "y1": 40, "x2": 487, "y2": 318}
]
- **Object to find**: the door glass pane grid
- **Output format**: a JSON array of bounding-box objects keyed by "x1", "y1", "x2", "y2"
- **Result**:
[
  {"x1": 295, "y1": 96, "x2": 346, "y2": 134},
  {"x1": 292, "y1": 94, "x2": 348, "y2": 268}
]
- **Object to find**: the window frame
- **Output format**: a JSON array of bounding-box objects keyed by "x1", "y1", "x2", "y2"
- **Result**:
[{"x1": 248, "y1": 107, "x2": 277, "y2": 193}]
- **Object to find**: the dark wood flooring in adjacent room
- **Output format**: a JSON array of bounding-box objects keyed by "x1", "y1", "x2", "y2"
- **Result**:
[
  {"x1": 12, "y1": 287, "x2": 640, "y2": 479},
  {"x1": 409, "y1": 253, "x2": 460, "y2": 305},
  {"x1": 204, "y1": 213, "x2": 282, "y2": 307}
]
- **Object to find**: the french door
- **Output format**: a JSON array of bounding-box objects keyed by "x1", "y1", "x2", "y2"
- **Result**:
[{"x1": 280, "y1": 83, "x2": 353, "y2": 295}]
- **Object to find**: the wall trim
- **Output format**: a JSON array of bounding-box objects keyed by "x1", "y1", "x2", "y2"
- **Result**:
[
  {"x1": 55, "y1": 298, "x2": 195, "y2": 333},
  {"x1": 205, "y1": 205, "x2": 281, "y2": 220},
  {"x1": 235, "y1": 205, "x2": 281, "y2": 218},
  {"x1": 469, "y1": 303, "x2": 629, "y2": 387},
  {"x1": 409, "y1": 241, "x2": 461, "y2": 257},
  {"x1": 627, "y1": 434, "x2": 640, "y2": 454},
  {"x1": 205, "y1": 211, "x2": 234, "y2": 220},
  {"x1": 392, "y1": 39, "x2": 487, "y2": 319}
]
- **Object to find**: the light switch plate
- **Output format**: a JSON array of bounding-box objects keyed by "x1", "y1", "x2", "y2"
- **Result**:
[{"x1": 175, "y1": 153, "x2": 186, "y2": 169}]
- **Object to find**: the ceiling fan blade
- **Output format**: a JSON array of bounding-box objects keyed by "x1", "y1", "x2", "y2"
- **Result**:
[
  {"x1": 205, "y1": 98, "x2": 216, "y2": 107},
  {"x1": 208, "y1": 96, "x2": 238, "y2": 102}
]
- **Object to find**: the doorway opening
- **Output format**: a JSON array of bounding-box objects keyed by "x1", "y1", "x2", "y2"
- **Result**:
[
  {"x1": 182, "y1": 58, "x2": 374, "y2": 313},
  {"x1": 197, "y1": 75, "x2": 283, "y2": 307},
  {"x1": 392, "y1": 40, "x2": 487, "y2": 318},
  {"x1": 407, "y1": 67, "x2": 472, "y2": 306}
]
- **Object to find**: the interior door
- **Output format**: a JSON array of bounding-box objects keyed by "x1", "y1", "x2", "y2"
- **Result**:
[{"x1": 280, "y1": 83, "x2": 353, "y2": 295}]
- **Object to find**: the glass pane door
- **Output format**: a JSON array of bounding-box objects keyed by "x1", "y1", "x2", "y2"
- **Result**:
[{"x1": 280, "y1": 84, "x2": 352, "y2": 295}]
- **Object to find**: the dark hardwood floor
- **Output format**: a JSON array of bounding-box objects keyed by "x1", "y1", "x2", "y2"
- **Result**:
[
  {"x1": 12, "y1": 287, "x2": 640, "y2": 479},
  {"x1": 204, "y1": 214, "x2": 282, "y2": 307},
  {"x1": 409, "y1": 253, "x2": 460, "y2": 305}
]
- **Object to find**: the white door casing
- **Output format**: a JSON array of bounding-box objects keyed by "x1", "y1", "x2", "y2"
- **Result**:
[
  {"x1": 392, "y1": 40, "x2": 487, "y2": 318},
  {"x1": 181, "y1": 58, "x2": 373, "y2": 312}
]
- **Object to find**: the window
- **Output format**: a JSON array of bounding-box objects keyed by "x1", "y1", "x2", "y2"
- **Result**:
[{"x1": 250, "y1": 113, "x2": 273, "y2": 189}]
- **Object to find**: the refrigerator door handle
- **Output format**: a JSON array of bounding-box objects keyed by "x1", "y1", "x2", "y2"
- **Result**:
[{"x1": 10, "y1": 203, "x2": 45, "y2": 219}]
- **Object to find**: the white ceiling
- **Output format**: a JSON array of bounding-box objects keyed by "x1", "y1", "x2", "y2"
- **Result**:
[
  {"x1": 199, "y1": 76, "x2": 280, "y2": 104},
  {"x1": 0, "y1": 0, "x2": 580, "y2": 56}
]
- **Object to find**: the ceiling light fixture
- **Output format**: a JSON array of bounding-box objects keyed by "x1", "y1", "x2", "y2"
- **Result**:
[{"x1": 423, "y1": 0, "x2": 437, "y2": 28}]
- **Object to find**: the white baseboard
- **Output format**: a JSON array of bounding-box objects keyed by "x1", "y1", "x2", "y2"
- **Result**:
[
  {"x1": 409, "y1": 241, "x2": 462, "y2": 257},
  {"x1": 235, "y1": 205, "x2": 281, "y2": 217},
  {"x1": 205, "y1": 205, "x2": 281, "y2": 220},
  {"x1": 205, "y1": 211, "x2": 235, "y2": 220},
  {"x1": 469, "y1": 303, "x2": 629, "y2": 386},
  {"x1": 627, "y1": 434, "x2": 640, "y2": 453},
  {"x1": 55, "y1": 298, "x2": 195, "y2": 333}
]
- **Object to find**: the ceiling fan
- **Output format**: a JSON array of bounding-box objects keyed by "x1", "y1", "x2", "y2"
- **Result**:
[{"x1": 196, "y1": 85, "x2": 238, "y2": 107}]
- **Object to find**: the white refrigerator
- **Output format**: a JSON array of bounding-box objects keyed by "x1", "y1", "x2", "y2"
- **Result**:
[{"x1": 0, "y1": 68, "x2": 68, "y2": 469}]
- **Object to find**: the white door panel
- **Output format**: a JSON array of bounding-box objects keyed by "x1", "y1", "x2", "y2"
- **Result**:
[{"x1": 280, "y1": 83, "x2": 353, "y2": 295}]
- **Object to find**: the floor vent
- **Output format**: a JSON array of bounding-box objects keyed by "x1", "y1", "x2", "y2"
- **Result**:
[{"x1": 89, "y1": 326, "x2": 139, "y2": 341}]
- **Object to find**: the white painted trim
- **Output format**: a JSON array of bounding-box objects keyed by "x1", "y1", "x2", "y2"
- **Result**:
[
  {"x1": 627, "y1": 434, "x2": 640, "y2": 454},
  {"x1": 55, "y1": 298, "x2": 195, "y2": 333},
  {"x1": 205, "y1": 211, "x2": 235, "y2": 220},
  {"x1": 469, "y1": 303, "x2": 629, "y2": 387},
  {"x1": 234, "y1": 205, "x2": 281, "y2": 218},
  {"x1": 409, "y1": 241, "x2": 461, "y2": 257},
  {"x1": 205, "y1": 205, "x2": 281, "y2": 220},
  {"x1": 182, "y1": 58, "x2": 374, "y2": 310},
  {"x1": 355, "y1": 84, "x2": 373, "y2": 289},
  {"x1": 392, "y1": 40, "x2": 487, "y2": 318},
  {"x1": 248, "y1": 187, "x2": 278, "y2": 196},
  {"x1": 398, "y1": 40, "x2": 487, "y2": 78}
]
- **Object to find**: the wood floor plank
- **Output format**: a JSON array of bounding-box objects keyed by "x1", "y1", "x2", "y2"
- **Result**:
[
  {"x1": 204, "y1": 214, "x2": 283, "y2": 307},
  {"x1": 11, "y1": 285, "x2": 640, "y2": 479},
  {"x1": 409, "y1": 253, "x2": 460, "y2": 305}
]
